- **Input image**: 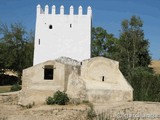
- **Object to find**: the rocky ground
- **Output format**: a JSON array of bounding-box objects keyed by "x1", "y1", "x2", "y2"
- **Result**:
[
  {"x1": 93, "y1": 102, "x2": 160, "y2": 120},
  {"x1": 0, "y1": 104, "x2": 88, "y2": 120},
  {"x1": 1, "y1": 92, "x2": 160, "y2": 120}
]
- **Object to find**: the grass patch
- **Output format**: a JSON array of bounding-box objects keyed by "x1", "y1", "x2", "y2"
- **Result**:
[{"x1": 0, "y1": 86, "x2": 11, "y2": 93}]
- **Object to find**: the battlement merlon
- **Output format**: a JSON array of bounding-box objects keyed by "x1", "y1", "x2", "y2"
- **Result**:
[{"x1": 36, "y1": 4, "x2": 92, "y2": 16}]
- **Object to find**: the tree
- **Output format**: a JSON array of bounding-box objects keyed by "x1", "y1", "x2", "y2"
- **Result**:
[
  {"x1": 91, "y1": 27, "x2": 118, "y2": 59},
  {"x1": 0, "y1": 23, "x2": 34, "y2": 73},
  {"x1": 118, "y1": 16, "x2": 151, "y2": 75},
  {"x1": 127, "y1": 67, "x2": 160, "y2": 101}
]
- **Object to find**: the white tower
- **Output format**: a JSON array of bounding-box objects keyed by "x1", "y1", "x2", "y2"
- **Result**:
[{"x1": 33, "y1": 5, "x2": 92, "y2": 65}]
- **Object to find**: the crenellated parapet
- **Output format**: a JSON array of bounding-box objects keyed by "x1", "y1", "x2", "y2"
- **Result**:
[
  {"x1": 34, "y1": 4, "x2": 92, "y2": 65},
  {"x1": 37, "y1": 4, "x2": 92, "y2": 16}
]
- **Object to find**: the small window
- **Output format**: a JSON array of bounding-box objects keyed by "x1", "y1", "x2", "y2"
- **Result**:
[
  {"x1": 70, "y1": 24, "x2": 72, "y2": 28},
  {"x1": 102, "y1": 76, "x2": 104, "y2": 82},
  {"x1": 38, "y1": 39, "x2": 40, "y2": 45},
  {"x1": 44, "y1": 65, "x2": 54, "y2": 80},
  {"x1": 49, "y1": 25, "x2": 53, "y2": 29}
]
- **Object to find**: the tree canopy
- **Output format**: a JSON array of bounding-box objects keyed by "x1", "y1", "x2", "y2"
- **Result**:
[
  {"x1": 0, "y1": 23, "x2": 34, "y2": 74},
  {"x1": 118, "y1": 16, "x2": 151, "y2": 75},
  {"x1": 91, "y1": 16, "x2": 151, "y2": 76},
  {"x1": 91, "y1": 27, "x2": 118, "y2": 59}
]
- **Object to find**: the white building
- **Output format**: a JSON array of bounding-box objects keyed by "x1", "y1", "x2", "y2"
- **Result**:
[
  {"x1": 19, "y1": 4, "x2": 133, "y2": 105},
  {"x1": 33, "y1": 5, "x2": 92, "y2": 65}
]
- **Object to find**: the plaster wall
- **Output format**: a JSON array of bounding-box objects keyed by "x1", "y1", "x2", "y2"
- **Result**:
[
  {"x1": 22, "y1": 61, "x2": 65, "y2": 90},
  {"x1": 19, "y1": 60, "x2": 68, "y2": 105},
  {"x1": 33, "y1": 5, "x2": 92, "y2": 65},
  {"x1": 19, "y1": 57, "x2": 133, "y2": 105},
  {"x1": 81, "y1": 57, "x2": 133, "y2": 102}
]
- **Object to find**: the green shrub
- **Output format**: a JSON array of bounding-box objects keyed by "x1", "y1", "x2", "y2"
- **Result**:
[
  {"x1": 53, "y1": 91, "x2": 69, "y2": 105},
  {"x1": 46, "y1": 96, "x2": 55, "y2": 105},
  {"x1": 10, "y1": 83, "x2": 21, "y2": 91},
  {"x1": 46, "y1": 90, "x2": 69, "y2": 105},
  {"x1": 127, "y1": 67, "x2": 160, "y2": 101}
]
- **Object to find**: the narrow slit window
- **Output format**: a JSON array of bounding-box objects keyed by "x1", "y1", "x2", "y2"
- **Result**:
[
  {"x1": 49, "y1": 25, "x2": 53, "y2": 29},
  {"x1": 44, "y1": 65, "x2": 54, "y2": 80},
  {"x1": 70, "y1": 24, "x2": 72, "y2": 28},
  {"x1": 102, "y1": 76, "x2": 104, "y2": 82},
  {"x1": 38, "y1": 39, "x2": 40, "y2": 45}
]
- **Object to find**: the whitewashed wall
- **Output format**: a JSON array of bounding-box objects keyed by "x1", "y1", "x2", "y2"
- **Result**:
[{"x1": 33, "y1": 5, "x2": 92, "y2": 65}]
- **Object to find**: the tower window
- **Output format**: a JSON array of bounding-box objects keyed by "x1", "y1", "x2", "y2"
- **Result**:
[
  {"x1": 38, "y1": 39, "x2": 40, "y2": 45},
  {"x1": 49, "y1": 25, "x2": 53, "y2": 29},
  {"x1": 44, "y1": 65, "x2": 54, "y2": 80},
  {"x1": 70, "y1": 24, "x2": 72, "y2": 28},
  {"x1": 102, "y1": 76, "x2": 104, "y2": 82}
]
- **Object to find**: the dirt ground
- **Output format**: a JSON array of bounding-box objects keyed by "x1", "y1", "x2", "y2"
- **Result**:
[
  {"x1": 93, "y1": 101, "x2": 160, "y2": 120},
  {"x1": 0, "y1": 104, "x2": 89, "y2": 120},
  {"x1": 1, "y1": 100, "x2": 160, "y2": 120}
]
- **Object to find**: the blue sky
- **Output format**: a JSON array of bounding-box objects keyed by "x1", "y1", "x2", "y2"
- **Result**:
[{"x1": 0, "y1": 0, "x2": 159, "y2": 60}]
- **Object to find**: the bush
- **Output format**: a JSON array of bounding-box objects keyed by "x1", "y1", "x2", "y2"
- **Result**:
[
  {"x1": 46, "y1": 96, "x2": 55, "y2": 105},
  {"x1": 127, "y1": 67, "x2": 160, "y2": 101},
  {"x1": 10, "y1": 83, "x2": 21, "y2": 91},
  {"x1": 46, "y1": 90, "x2": 69, "y2": 105}
]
